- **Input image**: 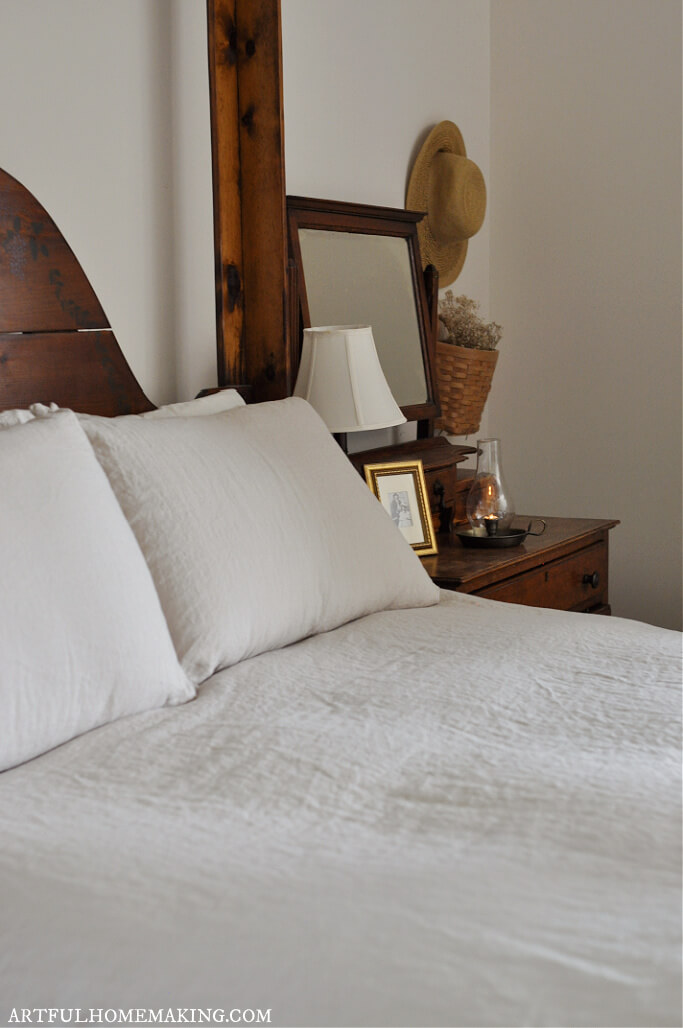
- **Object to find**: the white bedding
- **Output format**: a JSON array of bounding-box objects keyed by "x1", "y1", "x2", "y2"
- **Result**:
[{"x1": 1, "y1": 592, "x2": 680, "y2": 1028}]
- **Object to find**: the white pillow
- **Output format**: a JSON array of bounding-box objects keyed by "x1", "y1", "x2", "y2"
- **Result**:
[
  {"x1": 0, "y1": 411, "x2": 194, "y2": 772},
  {"x1": 0, "y1": 408, "x2": 34, "y2": 427},
  {"x1": 2, "y1": 390, "x2": 245, "y2": 426},
  {"x1": 0, "y1": 403, "x2": 58, "y2": 427},
  {"x1": 138, "y1": 389, "x2": 245, "y2": 419},
  {"x1": 81, "y1": 398, "x2": 439, "y2": 684}
]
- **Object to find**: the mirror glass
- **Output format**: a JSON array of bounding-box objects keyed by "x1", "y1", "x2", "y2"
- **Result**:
[{"x1": 297, "y1": 228, "x2": 428, "y2": 406}]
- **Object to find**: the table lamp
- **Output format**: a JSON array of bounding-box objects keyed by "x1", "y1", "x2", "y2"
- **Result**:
[{"x1": 293, "y1": 325, "x2": 406, "y2": 449}]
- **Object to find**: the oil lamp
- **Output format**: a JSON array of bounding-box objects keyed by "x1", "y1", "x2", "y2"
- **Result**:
[{"x1": 466, "y1": 438, "x2": 514, "y2": 535}]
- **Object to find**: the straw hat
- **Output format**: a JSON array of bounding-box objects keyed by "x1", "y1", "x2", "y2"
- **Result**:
[{"x1": 406, "y1": 121, "x2": 486, "y2": 286}]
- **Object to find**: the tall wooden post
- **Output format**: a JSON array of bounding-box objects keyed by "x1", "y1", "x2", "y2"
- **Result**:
[{"x1": 207, "y1": 0, "x2": 289, "y2": 400}]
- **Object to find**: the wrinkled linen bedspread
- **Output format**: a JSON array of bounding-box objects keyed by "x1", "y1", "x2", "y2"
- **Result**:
[{"x1": 0, "y1": 592, "x2": 680, "y2": 1028}]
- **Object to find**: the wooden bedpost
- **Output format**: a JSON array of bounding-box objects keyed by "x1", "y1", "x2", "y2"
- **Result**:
[{"x1": 207, "y1": 0, "x2": 289, "y2": 401}]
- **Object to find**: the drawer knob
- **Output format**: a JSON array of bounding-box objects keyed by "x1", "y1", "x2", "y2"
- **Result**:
[{"x1": 583, "y1": 571, "x2": 600, "y2": 589}]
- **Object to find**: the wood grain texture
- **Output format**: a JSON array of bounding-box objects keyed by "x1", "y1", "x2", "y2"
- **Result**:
[
  {"x1": 0, "y1": 331, "x2": 154, "y2": 416},
  {"x1": 0, "y1": 168, "x2": 154, "y2": 415},
  {"x1": 236, "y1": 0, "x2": 289, "y2": 400},
  {"x1": 477, "y1": 539, "x2": 609, "y2": 612},
  {"x1": 207, "y1": 0, "x2": 245, "y2": 386},
  {"x1": 422, "y1": 516, "x2": 619, "y2": 614},
  {"x1": 420, "y1": 263, "x2": 440, "y2": 438},
  {"x1": 207, "y1": 0, "x2": 289, "y2": 400},
  {"x1": 0, "y1": 167, "x2": 108, "y2": 333}
]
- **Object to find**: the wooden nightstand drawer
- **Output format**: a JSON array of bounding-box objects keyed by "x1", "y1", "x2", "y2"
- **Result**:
[
  {"x1": 474, "y1": 539, "x2": 609, "y2": 612},
  {"x1": 423, "y1": 517, "x2": 618, "y2": 614}
]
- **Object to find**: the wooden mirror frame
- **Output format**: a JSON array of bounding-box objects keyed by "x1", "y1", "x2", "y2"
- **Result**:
[{"x1": 287, "y1": 196, "x2": 441, "y2": 428}]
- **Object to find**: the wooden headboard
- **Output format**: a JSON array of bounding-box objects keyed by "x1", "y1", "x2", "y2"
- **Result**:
[
  {"x1": 0, "y1": 1, "x2": 287, "y2": 416},
  {"x1": 207, "y1": 0, "x2": 289, "y2": 403},
  {"x1": 0, "y1": 1, "x2": 288, "y2": 417},
  {"x1": 0, "y1": 168, "x2": 154, "y2": 416}
]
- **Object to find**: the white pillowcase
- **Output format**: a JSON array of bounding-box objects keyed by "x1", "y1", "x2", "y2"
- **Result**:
[
  {"x1": 0, "y1": 411, "x2": 194, "y2": 772},
  {"x1": 0, "y1": 402, "x2": 58, "y2": 427},
  {"x1": 137, "y1": 389, "x2": 245, "y2": 419},
  {"x1": 81, "y1": 398, "x2": 439, "y2": 684},
  {"x1": 2, "y1": 390, "x2": 245, "y2": 428},
  {"x1": 0, "y1": 409, "x2": 34, "y2": 427}
]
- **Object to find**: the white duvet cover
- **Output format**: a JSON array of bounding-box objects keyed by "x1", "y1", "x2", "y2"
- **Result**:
[{"x1": 0, "y1": 592, "x2": 680, "y2": 1028}]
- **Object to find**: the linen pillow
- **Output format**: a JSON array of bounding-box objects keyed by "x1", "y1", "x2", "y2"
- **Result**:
[
  {"x1": 0, "y1": 408, "x2": 34, "y2": 427},
  {"x1": 0, "y1": 411, "x2": 194, "y2": 772},
  {"x1": 11, "y1": 389, "x2": 245, "y2": 426},
  {"x1": 81, "y1": 397, "x2": 439, "y2": 684},
  {"x1": 0, "y1": 402, "x2": 58, "y2": 427},
  {"x1": 138, "y1": 389, "x2": 245, "y2": 419}
]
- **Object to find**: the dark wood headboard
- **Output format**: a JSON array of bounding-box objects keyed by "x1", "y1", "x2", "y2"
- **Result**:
[
  {"x1": 0, "y1": 1, "x2": 286, "y2": 416},
  {"x1": 0, "y1": 1, "x2": 284, "y2": 417},
  {"x1": 0, "y1": 168, "x2": 154, "y2": 416},
  {"x1": 207, "y1": 0, "x2": 289, "y2": 403}
]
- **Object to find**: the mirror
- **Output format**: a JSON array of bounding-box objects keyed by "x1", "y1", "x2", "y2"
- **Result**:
[
  {"x1": 287, "y1": 196, "x2": 439, "y2": 425},
  {"x1": 297, "y1": 229, "x2": 427, "y2": 405}
]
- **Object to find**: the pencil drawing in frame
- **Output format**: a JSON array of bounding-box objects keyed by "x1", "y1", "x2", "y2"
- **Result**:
[{"x1": 364, "y1": 460, "x2": 437, "y2": 556}]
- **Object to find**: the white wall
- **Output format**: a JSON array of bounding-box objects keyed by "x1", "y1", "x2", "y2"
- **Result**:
[
  {"x1": 489, "y1": 0, "x2": 682, "y2": 630},
  {"x1": 170, "y1": 0, "x2": 217, "y2": 402},
  {"x1": 282, "y1": 0, "x2": 492, "y2": 449},
  {"x1": 0, "y1": 0, "x2": 491, "y2": 412},
  {"x1": 0, "y1": 0, "x2": 216, "y2": 406},
  {"x1": 2, "y1": 1, "x2": 679, "y2": 628}
]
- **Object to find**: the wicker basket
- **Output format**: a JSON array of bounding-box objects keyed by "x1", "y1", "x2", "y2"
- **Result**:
[{"x1": 435, "y1": 341, "x2": 499, "y2": 436}]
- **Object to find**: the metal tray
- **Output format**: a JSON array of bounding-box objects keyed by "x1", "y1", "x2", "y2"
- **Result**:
[{"x1": 455, "y1": 520, "x2": 546, "y2": 549}]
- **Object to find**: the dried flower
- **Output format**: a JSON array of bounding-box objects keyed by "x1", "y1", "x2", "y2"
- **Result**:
[{"x1": 438, "y1": 292, "x2": 502, "y2": 351}]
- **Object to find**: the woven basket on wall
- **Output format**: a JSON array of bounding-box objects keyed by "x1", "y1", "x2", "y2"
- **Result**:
[{"x1": 435, "y1": 341, "x2": 499, "y2": 437}]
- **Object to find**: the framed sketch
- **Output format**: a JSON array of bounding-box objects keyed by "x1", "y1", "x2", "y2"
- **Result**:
[{"x1": 364, "y1": 460, "x2": 438, "y2": 556}]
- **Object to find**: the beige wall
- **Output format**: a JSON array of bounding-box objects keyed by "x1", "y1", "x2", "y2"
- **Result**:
[
  {"x1": 282, "y1": 0, "x2": 490, "y2": 310},
  {"x1": 0, "y1": 0, "x2": 174, "y2": 404},
  {"x1": 170, "y1": 0, "x2": 217, "y2": 402},
  {"x1": 282, "y1": 0, "x2": 492, "y2": 450},
  {"x1": 1, "y1": 1, "x2": 679, "y2": 627},
  {"x1": 489, "y1": 0, "x2": 682, "y2": 629},
  {"x1": 0, "y1": 0, "x2": 216, "y2": 406}
]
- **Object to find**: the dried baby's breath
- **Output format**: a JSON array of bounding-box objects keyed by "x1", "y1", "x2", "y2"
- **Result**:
[{"x1": 438, "y1": 291, "x2": 501, "y2": 351}]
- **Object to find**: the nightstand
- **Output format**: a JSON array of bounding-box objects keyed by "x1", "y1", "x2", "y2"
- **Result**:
[{"x1": 421, "y1": 517, "x2": 619, "y2": 614}]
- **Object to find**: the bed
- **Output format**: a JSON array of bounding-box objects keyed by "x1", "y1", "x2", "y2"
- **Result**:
[{"x1": 0, "y1": 170, "x2": 681, "y2": 1028}]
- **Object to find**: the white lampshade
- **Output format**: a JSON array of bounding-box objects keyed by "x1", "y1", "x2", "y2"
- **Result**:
[{"x1": 293, "y1": 325, "x2": 407, "y2": 433}]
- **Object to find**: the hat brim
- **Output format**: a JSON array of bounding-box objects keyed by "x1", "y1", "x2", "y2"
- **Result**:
[{"x1": 406, "y1": 121, "x2": 469, "y2": 287}]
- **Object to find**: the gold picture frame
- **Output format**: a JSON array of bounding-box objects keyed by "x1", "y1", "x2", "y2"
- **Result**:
[{"x1": 364, "y1": 460, "x2": 438, "y2": 556}]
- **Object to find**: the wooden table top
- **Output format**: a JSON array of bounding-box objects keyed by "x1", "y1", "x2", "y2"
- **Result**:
[{"x1": 421, "y1": 516, "x2": 619, "y2": 589}]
